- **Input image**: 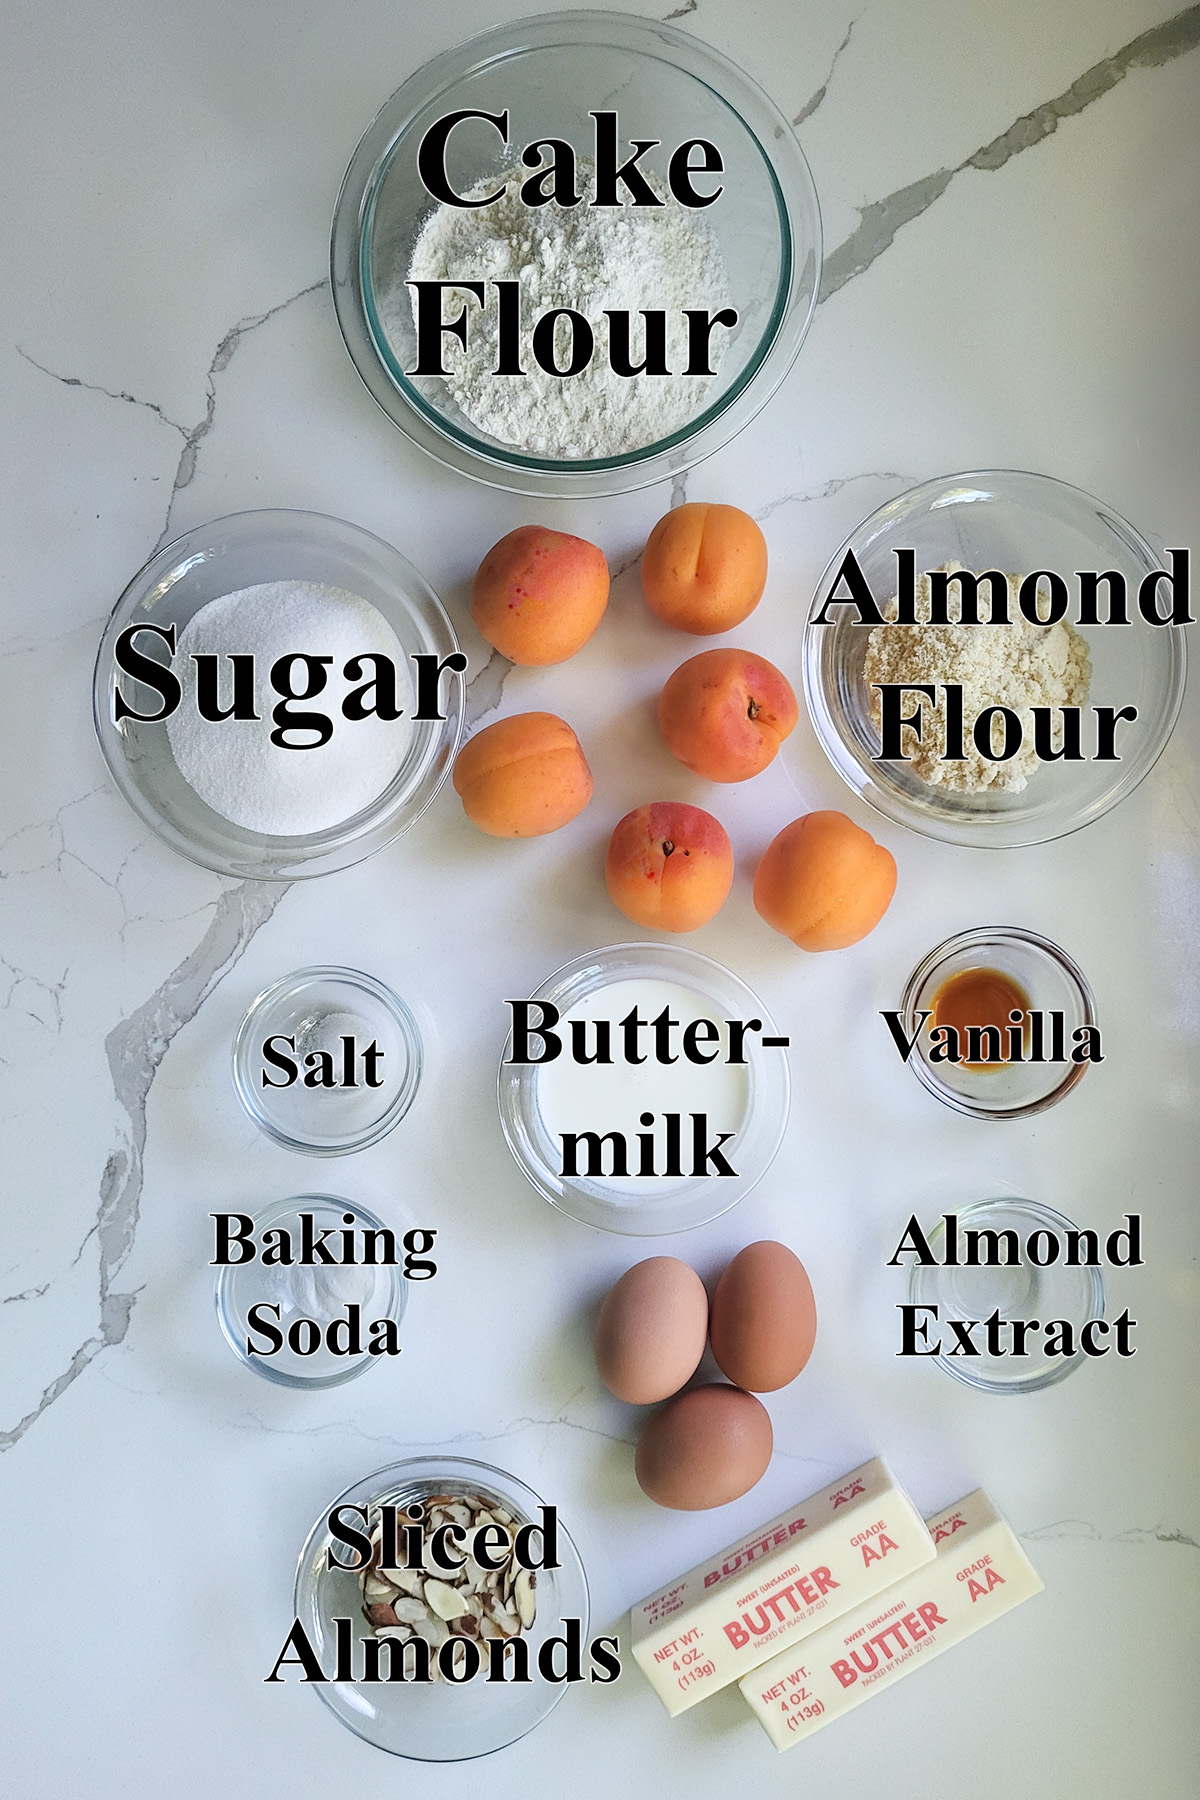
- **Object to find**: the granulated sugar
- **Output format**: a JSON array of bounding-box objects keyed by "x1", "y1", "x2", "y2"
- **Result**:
[
  {"x1": 166, "y1": 581, "x2": 412, "y2": 835},
  {"x1": 864, "y1": 566, "x2": 1092, "y2": 793},
  {"x1": 396, "y1": 161, "x2": 733, "y2": 459}
]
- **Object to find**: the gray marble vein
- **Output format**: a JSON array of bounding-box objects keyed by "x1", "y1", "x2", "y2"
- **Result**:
[
  {"x1": 1025, "y1": 1518, "x2": 1199, "y2": 1548},
  {"x1": 465, "y1": 646, "x2": 514, "y2": 727},
  {"x1": 157, "y1": 280, "x2": 327, "y2": 547},
  {"x1": 794, "y1": 18, "x2": 857, "y2": 126},
  {"x1": 820, "y1": 3, "x2": 1200, "y2": 300},
  {"x1": 0, "y1": 879, "x2": 288, "y2": 1451},
  {"x1": 3, "y1": 282, "x2": 336, "y2": 1449},
  {"x1": 755, "y1": 470, "x2": 911, "y2": 522},
  {"x1": 14, "y1": 347, "x2": 191, "y2": 439},
  {"x1": 17, "y1": 277, "x2": 327, "y2": 555}
]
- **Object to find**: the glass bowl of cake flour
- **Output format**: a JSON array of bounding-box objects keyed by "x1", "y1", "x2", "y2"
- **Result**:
[
  {"x1": 799, "y1": 471, "x2": 1188, "y2": 847},
  {"x1": 331, "y1": 12, "x2": 821, "y2": 497},
  {"x1": 93, "y1": 510, "x2": 464, "y2": 878}
]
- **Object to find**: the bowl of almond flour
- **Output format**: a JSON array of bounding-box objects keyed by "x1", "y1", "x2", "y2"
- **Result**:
[
  {"x1": 798, "y1": 472, "x2": 1187, "y2": 847},
  {"x1": 330, "y1": 12, "x2": 821, "y2": 496}
]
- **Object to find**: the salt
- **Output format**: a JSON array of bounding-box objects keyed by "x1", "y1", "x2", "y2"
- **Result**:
[{"x1": 166, "y1": 580, "x2": 413, "y2": 835}]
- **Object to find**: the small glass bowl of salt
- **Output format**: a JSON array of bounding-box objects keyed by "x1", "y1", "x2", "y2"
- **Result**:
[
  {"x1": 214, "y1": 1195, "x2": 406, "y2": 1389},
  {"x1": 233, "y1": 967, "x2": 423, "y2": 1156}
]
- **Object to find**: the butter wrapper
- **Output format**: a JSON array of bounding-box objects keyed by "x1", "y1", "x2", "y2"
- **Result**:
[
  {"x1": 630, "y1": 1456, "x2": 935, "y2": 1716},
  {"x1": 739, "y1": 1488, "x2": 1044, "y2": 1750}
]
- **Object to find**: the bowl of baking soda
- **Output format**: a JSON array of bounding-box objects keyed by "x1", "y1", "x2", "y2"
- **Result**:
[
  {"x1": 331, "y1": 12, "x2": 821, "y2": 497},
  {"x1": 93, "y1": 510, "x2": 465, "y2": 878},
  {"x1": 799, "y1": 471, "x2": 1187, "y2": 847}
]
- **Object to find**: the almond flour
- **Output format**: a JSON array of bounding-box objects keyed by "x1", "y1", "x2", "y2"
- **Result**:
[{"x1": 863, "y1": 565, "x2": 1092, "y2": 793}]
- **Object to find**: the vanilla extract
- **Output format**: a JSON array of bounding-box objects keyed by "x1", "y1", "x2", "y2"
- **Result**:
[{"x1": 882, "y1": 1002, "x2": 1102, "y2": 1068}]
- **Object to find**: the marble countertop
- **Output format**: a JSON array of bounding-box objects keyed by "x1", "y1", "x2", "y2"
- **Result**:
[{"x1": 2, "y1": 2, "x2": 1198, "y2": 1795}]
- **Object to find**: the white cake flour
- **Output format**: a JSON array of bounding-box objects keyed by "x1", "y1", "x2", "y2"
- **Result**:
[
  {"x1": 864, "y1": 565, "x2": 1092, "y2": 793},
  {"x1": 166, "y1": 581, "x2": 412, "y2": 835},
  {"x1": 396, "y1": 161, "x2": 733, "y2": 459}
]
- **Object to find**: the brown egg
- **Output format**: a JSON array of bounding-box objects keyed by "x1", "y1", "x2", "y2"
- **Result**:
[
  {"x1": 594, "y1": 1258, "x2": 708, "y2": 1405},
  {"x1": 635, "y1": 1385, "x2": 773, "y2": 1510},
  {"x1": 709, "y1": 1241, "x2": 817, "y2": 1393}
]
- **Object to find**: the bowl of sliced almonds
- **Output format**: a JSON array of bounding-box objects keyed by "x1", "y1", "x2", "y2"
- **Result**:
[{"x1": 294, "y1": 1455, "x2": 590, "y2": 1760}]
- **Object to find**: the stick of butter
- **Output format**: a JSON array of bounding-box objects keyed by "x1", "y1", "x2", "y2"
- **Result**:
[
  {"x1": 738, "y1": 1488, "x2": 1043, "y2": 1750},
  {"x1": 630, "y1": 1457, "x2": 935, "y2": 1716}
]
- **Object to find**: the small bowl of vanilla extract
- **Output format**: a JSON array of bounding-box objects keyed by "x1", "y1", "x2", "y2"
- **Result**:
[{"x1": 897, "y1": 927, "x2": 1098, "y2": 1119}]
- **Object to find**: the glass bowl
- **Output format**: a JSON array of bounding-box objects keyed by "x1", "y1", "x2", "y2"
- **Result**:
[
  {"x1": 93, "y1": 510, "x2": 464, "y2": 879},
  {"x1": 330, "y1": 10, "x2": 821, "y2": 496},
  {"x1": 498, "y1": 942, "x2": 790, "y2": 1234},
  {"x1": 294, "y1": 1455, "x2": 589, "y2": 1759},
  {"x1": 799, "y1": 471, "x2": 1187, "y2": 846},
  {"x1": 904, "y1": 1198, "x2": 1106, "y2": 1394},
  {"x1": 898, "y1": 927, "x2": 1096, "y2": 1119},
  {"x1": 233, "y1": 967, "x2": 423, "y2": 1155},
  {"x1": 214, "y1": 1195, "x2": 406, "y2": 1388}
]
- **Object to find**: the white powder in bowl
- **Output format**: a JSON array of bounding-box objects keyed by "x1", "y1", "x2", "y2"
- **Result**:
[
  {"x1": 166, "y1": 581, "x2": 413, "y2": 835},
  {"x1": 863, "y1": 566, "x2": 1092, "y2": 794},
  {"x1": 395, "y1": 161, "x2": 733, "y2": 459}
]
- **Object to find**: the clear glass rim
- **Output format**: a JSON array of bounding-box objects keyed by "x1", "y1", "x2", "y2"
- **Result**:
[
  {"x1": 898, "y1": 926, "x2": 1097, "y2": 1120},
  {"x1": 294, "y1": 1454, "x2": 589, "y2": 1760},
  {"x1": 497, "y1": 940, "x2": 790, "y2": 1234},
  {"x1": 212, "y1": 1193, "x2": 406, "y2": 1389},
  {"x1": 329, "y1": 9, "x2": 822, "y2": 496},
  {"x1": 800, "y1": 469, "x2": 1189, "y2": 848},
  {"x1": 905, "y1": 1196, "x2": 1106, "y2": 1394},
  {"x1": 232, "y1": 966, "x2": 424, "y2": 1154}
]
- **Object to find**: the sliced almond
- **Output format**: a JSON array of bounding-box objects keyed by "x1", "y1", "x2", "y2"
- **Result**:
[
  {"x1": 425, "y1": 1578, "x2": 471, "y2": 1621},
  {"x1": 413, "y1": 1613, "x2": 449, "y2": 1649},
  {"x1": 514, "y1": 1569, "x2": 536, "y2": 1628},
  {"x1": 391, "y1": 1596, "x2": 431, "y2": 1626},
  {"x1": 364, "y1": 1573, "x2": 399, "y2": 1602}
]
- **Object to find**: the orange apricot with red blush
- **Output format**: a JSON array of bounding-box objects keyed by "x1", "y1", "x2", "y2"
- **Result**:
[
  {"x1": 606, "y1": 802, "x2": 734, "y2": 933},
  {"x1": 659, "y1": 648, "x2": 798, "y2": 782},
  {"x1": 470, "y1": 525, "x2": 609, "y2": 665}
]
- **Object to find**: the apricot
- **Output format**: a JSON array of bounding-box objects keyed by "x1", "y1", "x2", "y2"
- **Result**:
[
  {"x1": 606, "y1": 802, "x2": 733, "y2": 933},
  {"x1": 470, "y1": 525, "x2": 609, "y2": 666},
  {"x1": 753, "y1": 811, "x2": 897, "y2": 951},
  {"x1": 452, "y1": 712, "x2": 592, "y2": 838},
  {"x1": 641, "y1": 503, "x2": 767, "y2": 634},
  {"x1": 658, "y1": 648, "x2": 798, "y2": 782}
]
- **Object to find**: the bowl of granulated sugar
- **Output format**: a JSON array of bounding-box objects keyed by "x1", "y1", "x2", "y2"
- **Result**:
[
  {"x1": 798, "y1": 471, "x2": 1187, "y2": 848},
  {"x1": 331, "y1": 12, "x2": 821, "y2": 497},
  {"x1": 94, "y1": 510, "x2": 465, "y2": 879}
]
